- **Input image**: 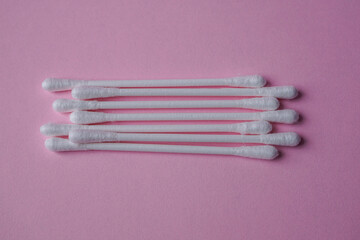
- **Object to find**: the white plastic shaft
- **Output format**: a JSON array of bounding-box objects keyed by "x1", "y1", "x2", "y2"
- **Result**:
[
  {"x1": 40, "y1": 121, "x2": 272, "y2": 136},
  {"x1": 70, "y1": 110, "x2": 299, "y2": 124},
  {"x1": 71, "y1": 86, "x2": 298, "y2": 100},
  {"x1": 45, "y1": 138, "x2": 279, "y2": 160},
  {"x1": 53, "y1": 97, "x2": 279, "y2": 112},
  {"x1": 42, "y1": 75, "x2": 266, "y2": 91},
  {"x1": 69, "y1": 130, "x2": 301, "y2": 146}
]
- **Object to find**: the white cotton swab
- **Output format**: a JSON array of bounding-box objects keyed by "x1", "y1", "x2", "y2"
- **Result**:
[
  {"x1": 45, "y1": 138, "x2": 279, "y2": 160},
  {"x1": 40, "y1": 121, "x2": 272, "y2": 137},
  {"x1": 69, "y1": 130, "x2": 301, "y2": 146},
  {"x1": 53, "y1": 97, "x2": 280, "y2": 112},
  {"x1": 69, "y1": 110, "x2": 299, "y2": 124},
  {"x1": 71, "y1": 86, "x2": 298, "y2": 100},
  {"x1": 42, "y1": 75, "x2": 266, "y2": 92}
]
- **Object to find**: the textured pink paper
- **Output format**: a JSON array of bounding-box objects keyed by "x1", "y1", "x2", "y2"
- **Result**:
[{"x1": 1, "y1": 0, "x2": 360, "y2": 239}]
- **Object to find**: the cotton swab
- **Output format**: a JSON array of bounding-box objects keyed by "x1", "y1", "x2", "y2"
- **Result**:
[
  {"x1": 45, "y1": 137, "x2": 279, "y2": 160},
  {"x1": 42, "y1": 75, "x2": 266, "y2": 92},
  {"x1": 40, "y1": 121, "x2": 272, "y2": 137},
  {"x1": 53, "y1": 97, "x2": 280, "y2": 112},
  {"x1": 69, "y1": 110, "x2": 299, "y2": 124},
  {"x1": 69, "y1": 130, "x2": 301, "y2": 146},
  {"x1": 71, "y1": 86, "x2": 298, "y2": 100}
]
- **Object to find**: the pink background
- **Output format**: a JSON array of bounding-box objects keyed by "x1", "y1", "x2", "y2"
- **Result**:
[{"x1": 1, "y1": 0, "x2": 360, "y2": 239}]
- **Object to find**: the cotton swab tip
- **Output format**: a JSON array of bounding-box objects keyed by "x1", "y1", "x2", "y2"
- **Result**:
[
  {"x1": 69, "y1": 130, "x2": 116, "y2": 143},
  {"x1": 252, "y1": 75, "x2": 266, "y2": 87},
  {"x1": 260, "y1": 109, "x2": 299, "y2": 124},
  {"x1": 52, "y1": 99, "x2": 74, "y2": 112},
  {"x1": 235, "y1": 120, "x2": 272, "y2": 134},
  {"x1": 260, "y1": 132, "x2": 301, "y2": 146},
  {"x1": 259, "y1": 86, "x2": 298, "y2": 99},
  {"x1": 70, "y1": 111, "x2": 105, "y2": 124},
  {"x1": 72, "y1": 87, "x2": 116, "y2": 99},
  {"x1": 231, "y1": 75, "x2": 266, "y2": 87},
  {"x1": 42, "y1": 78, "x2": 81, "y2": 91},
  {"x1": 45, "y1": 137, "x2": 86, "y2": 151},
  {"x1": 70, "y1": 111, "x2": 99, "y2": 124},
  {"x1": 53, "y1": 99, "x2": 99, "y2": 112},
  {"x1": 235, "y1": 145, "x2": 278, "y2": 159},
  {"x1": 247, "y1": 97, "x2": 279, "y2": 110},
  {"x1": 40, "y1": 123, "x2": 72, "y2": 136},
  {"x1": 281, "y1": 86, "x2": 298, "y2": 99}
]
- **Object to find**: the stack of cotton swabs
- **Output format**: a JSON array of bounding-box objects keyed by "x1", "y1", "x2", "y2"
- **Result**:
[{"x1": 41, "y1": 75, "x2": 301, "y2": 160}]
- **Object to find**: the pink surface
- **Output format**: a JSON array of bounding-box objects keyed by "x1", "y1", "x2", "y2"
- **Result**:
[{"x1": 1, "y1": 0, "x2": 360, "y2": 239}]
